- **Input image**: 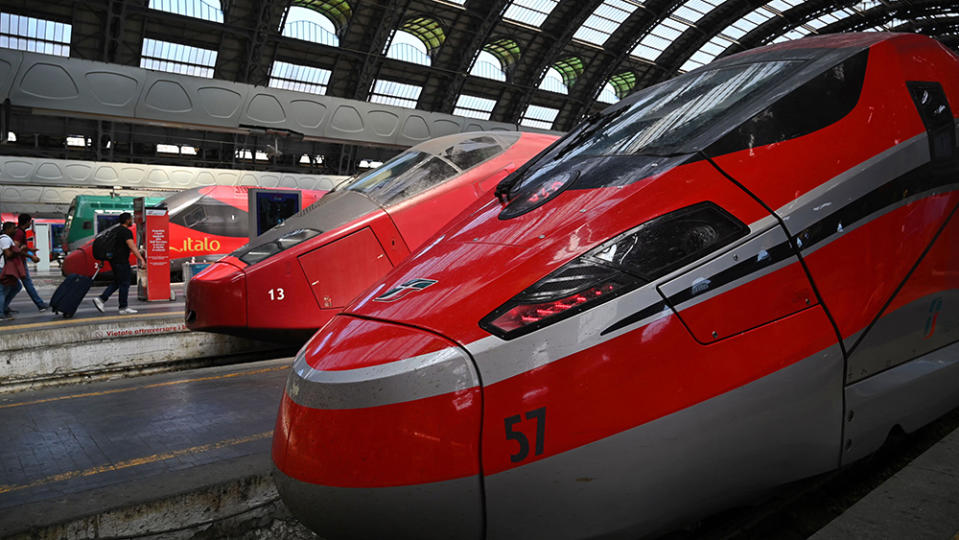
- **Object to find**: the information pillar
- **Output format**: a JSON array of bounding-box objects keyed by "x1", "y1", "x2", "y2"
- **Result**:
[{"x1": 136, "y1": 203, "x2": 171, "y2": 301}]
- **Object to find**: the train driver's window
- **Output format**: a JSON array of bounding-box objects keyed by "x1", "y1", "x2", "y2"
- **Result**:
[
  {"x1": 441, "y1": 136, "x2": 504, "y2": 170},
  {"x1": 182, "y1": 205, "x2": 207, "y2": 229},
  {"x1": 375, "y1": 157, "x2": 458, "y2": 206}
]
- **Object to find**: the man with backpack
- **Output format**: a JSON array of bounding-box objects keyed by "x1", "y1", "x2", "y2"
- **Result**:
[{"x1": 92, "y1": 213, "x2": 146, "y2": 315}]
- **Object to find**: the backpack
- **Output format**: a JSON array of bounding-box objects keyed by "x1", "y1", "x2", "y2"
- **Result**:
[{"x1": 92, "y1": 224, "x2": 123, "y2": 261}]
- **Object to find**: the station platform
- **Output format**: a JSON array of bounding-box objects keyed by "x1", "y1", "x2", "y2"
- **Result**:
[
  {"x1": 0, "y1": 358, "x2": 299, "y2": 539},
  {"x1": 0, "y1": 273, "x2": 290, "y2": 392},
  {"x1": 811, "y1": 425, "x2": 959, "y2": 540},
  {"x1": 0, "y1": 353, "x2": 956, "y2": 538}
]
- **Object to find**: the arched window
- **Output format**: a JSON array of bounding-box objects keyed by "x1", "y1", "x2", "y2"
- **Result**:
[
  {"x1": 539, "y1": 67, "x2": 567, "y2": 94},
  {"x1": 387, "y1": 30, "x2": 432, "y2": 65},
  {"x1": 597, "y1": 82, "x2": 619, "y2": 104},
  {"x1": 471, "y1": 50, "x2": 506, "y2": 81},
  {"x1": 608, "y1": 71, "x2": 636, "y2": 97},
  {"x1": 470, "y1": 38, "x2": 520, "y2": 81},
  {"x1": 539, "y1": 57, "x2": 584, "y2": 95},
  {"x1": 282, "y1": 5, "x2": 340, "y2": 47},
  {"x1": 386, "y1": 17, "x2": 446, "y2": 66}
]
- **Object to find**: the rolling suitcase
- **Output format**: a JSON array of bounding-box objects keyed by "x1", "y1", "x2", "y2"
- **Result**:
[{"x1": 51, "y1": 266, "x2": 100, "y2": 319}]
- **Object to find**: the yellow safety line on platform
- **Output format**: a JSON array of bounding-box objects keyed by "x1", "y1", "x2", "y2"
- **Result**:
[
  {"x1": 0, "y1": 365, "x2": 290, "y2": 409},
  {"x1": 0, "y1": 311, "x2": 180, "y2": 331},
  {"x1": 0, "y1": 431, "x2": 273, "y2": 495}
]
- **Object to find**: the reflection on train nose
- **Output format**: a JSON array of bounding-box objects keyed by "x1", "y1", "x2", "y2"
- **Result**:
[{"x1": 185, "y1": 261, "x2": 247, "y2": 331}]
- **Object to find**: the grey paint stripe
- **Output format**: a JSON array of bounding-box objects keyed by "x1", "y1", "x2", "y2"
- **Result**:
[
  {"x1": 659, "y1": 225, "x2": 795, "y2": 310},
  {"x1": 286, "y1": 344, "x2": 478, "y2": 410},
  {"x1": 777, "y1": 132, "x2": 930, "y2": 235},
  {"x1": 797, "y1": 181, "x2": 959, "y2": 259}
]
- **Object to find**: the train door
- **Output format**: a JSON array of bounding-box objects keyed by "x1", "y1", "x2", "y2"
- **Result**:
[{"x1": 776, "y1": 51, "x2": 959, "y2": 464}]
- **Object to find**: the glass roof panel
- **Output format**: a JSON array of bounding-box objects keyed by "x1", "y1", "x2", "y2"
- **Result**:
[
  {"x1": 631, "y1": 0, "x2": 720, "y2": 61},
  {"x1": 454, "y1": 94, "x2": 497, "y2": 120},
  {"x1": 485, "y1": 38, "x2": 521, "y2": 66},
  {"x1": 573, "y1": 0, "x2": 643, "y2": 46},
  {"x1": 401, "y1": 17, "x2": 446, "y2": 51},
  {"x1": 282, "y1": 6, "x2": 339, "y2": 46},
  {"x1": 148, "y1": 0, "x2": 224, "y2": 23},
  {"x1": 140, "y1": 38, "x2": 217, "y2": 78},
  {"x1": 291, "y1": 0, "x2": 351, "y2": 31},
  {"x1": 520, "y1": 104, "x2": 559, "y2": 130},
  {"x1": 0, "y1": 13, "x2": 71, "y2": 57},
  {"x1": 552, "y1": 57, "x2": 584, "y2": 86},
  {"x1": 675, "y1": 1, "x2": 805, "y2": 71},
  {"x1": 608, "y1": 71, "x2": 637, "y2": 98},
  {"x1": 370, "y1": 79, "x2": 422, "y2": 109},
  {"x1": 269, "y1": 60, "x2": 331, "y2": 94},
  {"x1": 503, "y1": 0, "x2": 559, "y2": 28}
]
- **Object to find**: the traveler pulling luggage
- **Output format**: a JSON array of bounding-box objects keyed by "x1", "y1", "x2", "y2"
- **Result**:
[{"x1": 50, "y1": 264, "x2": 100, "y2": 319}]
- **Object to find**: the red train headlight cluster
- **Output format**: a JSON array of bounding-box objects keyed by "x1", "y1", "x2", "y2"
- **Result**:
[{"x1": 480, "y1": 202, "x2": 749, "y2": 339}]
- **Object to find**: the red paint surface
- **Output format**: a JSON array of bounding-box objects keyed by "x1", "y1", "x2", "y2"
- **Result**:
[{"x1": 804, "y1": 194, "x2": 959, "y2": 340}]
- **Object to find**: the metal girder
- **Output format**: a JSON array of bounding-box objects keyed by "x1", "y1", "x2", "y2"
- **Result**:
[
  {"x1": 430, "y1": 0, "x2": 511, "y2": 114},
  {"x1": 724, "y1": 0, "x2": 860, "y2": 55},
  {"x1": 348, "y1": 0, "x2": 414, "y2": 101},
  {"x1": 100, "y1": 0, "x2": 128, "y2": 63},
  {"x1": 239, "y1": 0, "x2": 291, "y2": 85},
  {"x1": 562, "y1": 0, "x2": 689, "y2": 128},
  {"x1": 642, "y1": 0, "x2": 769, "y2": 87},
  {"x1": 499, "y1": 0, "x2": 604, "y2": 126},
  {"x1": 813, "y1": 1, "x2": 959, "y2": 34}
]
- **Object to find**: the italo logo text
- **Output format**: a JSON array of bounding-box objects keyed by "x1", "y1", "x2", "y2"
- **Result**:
[{"x1": 178, "y1": 237, "x2": 221, "y2": 252}]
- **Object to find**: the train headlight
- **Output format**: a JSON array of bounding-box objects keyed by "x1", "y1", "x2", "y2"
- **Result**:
[
  {"x1": 480, "y1": 202, "x2": 748, "y2": 339},
  {"x1": 499, "y1": 169, "x2": 579, "y2": 220}
]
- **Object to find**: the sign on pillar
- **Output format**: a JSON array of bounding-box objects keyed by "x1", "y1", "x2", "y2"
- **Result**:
[
  {"x1": 136, "y1": 204, "x2": 172, "y2": 302},
  {"x1": 34, "y1": 223, "x2": 51, "y2": 272}
]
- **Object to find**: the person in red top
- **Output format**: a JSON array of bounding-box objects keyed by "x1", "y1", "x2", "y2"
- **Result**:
[{"x1": 11, "y1": 214, "x2": 48, "y2": 312}]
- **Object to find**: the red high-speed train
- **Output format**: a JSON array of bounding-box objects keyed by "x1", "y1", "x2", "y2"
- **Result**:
[
  {"x1": 61, "y1": 186, "x2": 327, "y2": 278},
  {"x1": 273, "y1": 33, "x2": 959, "y2": 539},
  {"x1": 186, "y1": 131, "x2": 557, "y2": 341}
]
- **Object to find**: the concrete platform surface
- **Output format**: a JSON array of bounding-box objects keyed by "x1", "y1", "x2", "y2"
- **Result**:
[
  {"x1": 811, "y1": 425, "x2": 959, "y2": 540},
  {"x1": 1, "y1": 279, "x2": 184, "y2": 332},
  {"x1": 0, "y1": 358, "x2": 291, "y2": 537}
]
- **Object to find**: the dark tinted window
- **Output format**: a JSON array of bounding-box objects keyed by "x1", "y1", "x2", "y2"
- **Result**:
[
  {"x1": 907, "y1": 81, "x2": 955, "y2": 161},
  {"x1": 706, "y1": 50, "x2": 869, "y2": 156},
  {"x1": 441, "y1": 136, "x2": 504, "y2": 170},
  {"x1": 558, "y1": 60, "x2": 800, "y2": 160},
  {"x1": 170, "y1": 198, "x2": 246, "y2": 237}
]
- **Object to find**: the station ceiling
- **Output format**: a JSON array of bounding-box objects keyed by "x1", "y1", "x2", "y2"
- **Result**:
[{"x1": 0, "y1": 0, "x2": 957, "y2": 172}]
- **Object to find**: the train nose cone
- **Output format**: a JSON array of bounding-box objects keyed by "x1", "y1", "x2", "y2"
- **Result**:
[
  {"x1": 272, "y1": 315, "x2": 484, "y2": 540},
  {"x1": 184, "y1": 261, "x2": 246, "y2": 331}
]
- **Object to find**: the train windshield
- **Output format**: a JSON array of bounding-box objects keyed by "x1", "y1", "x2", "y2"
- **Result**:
[
  {"x1": 560, "y1": 60, "x2": 799, "y2": 160},
  {"x1": 342, "y1": 150, "x2": 459, "y2": 207}
]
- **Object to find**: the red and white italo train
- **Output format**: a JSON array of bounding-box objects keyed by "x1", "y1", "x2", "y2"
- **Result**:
[
  {"x1": 272, "y1": 33, "x2": 959, "y2": 539},
  {"x1": 185, "y1": 131, "x2": 556, "y2": 341}
]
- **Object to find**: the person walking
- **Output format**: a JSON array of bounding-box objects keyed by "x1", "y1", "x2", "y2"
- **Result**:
[
  {"x1": 0, "y1": 221, "x2": 23, "y2": 320},
  {"x1": 12, "y1": 214, "x2": 48, "y2": 312},
  {"x1": 92, "y1": 213, "x2": 146, "y2": 315}
]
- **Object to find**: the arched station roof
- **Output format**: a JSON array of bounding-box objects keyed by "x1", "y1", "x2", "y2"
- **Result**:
[{"x1": 2, "y1": 0, "x2": 957, "y2": 170}]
